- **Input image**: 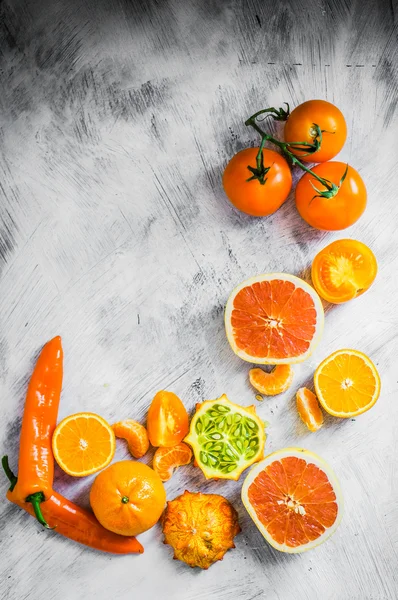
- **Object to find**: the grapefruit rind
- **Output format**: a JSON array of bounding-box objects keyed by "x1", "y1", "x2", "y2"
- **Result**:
[
  {"x1": 314, "y1": 349, "x2": 381, "y2": 418},
  {"x1": 225, "y1": 274, "x2": 324, "y2": 365},
  {"x1": 241, "y1": 447, "x2": 343, "y2": 554},
  {"x1": 184, "y1": 394, "x2": 266, "y2": 481}
]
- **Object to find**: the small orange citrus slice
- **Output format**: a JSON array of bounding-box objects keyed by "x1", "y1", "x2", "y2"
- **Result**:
[
  {"x1": 153, "y1": 443, "x2": 192, "y2": 481},
  {"x1": 314, "y1": 349, "x2": 381, "y2": 418},
  {"x1": 311, "y1": 239, "x2": 378, "y2": 304},
  {"x1": 296, "y1": 387, "x2": 324, "y2": 431},
  {"x1": 112, "y1": 420, "x2": 149, "y2": 459},
  {"x1": 249, "y1": 365, "x2": 294, "y2": 395},
  {"x1": 225, "y1": 274, "x2": 324, "y2": 364},
  {"x1": 242, "y1": 448, "x2": 343, "y2": 553},
  {"x1": 52, "y1": 412, "x2": 116, "y2": 477}
]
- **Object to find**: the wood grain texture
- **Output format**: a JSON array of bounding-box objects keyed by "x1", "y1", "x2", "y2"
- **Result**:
[{"x1": 0, "y1": 0, "x2": 397, "y2": 598}]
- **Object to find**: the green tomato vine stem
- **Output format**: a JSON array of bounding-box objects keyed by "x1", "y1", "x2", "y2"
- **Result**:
[{"x1": 245, "y1": 107, "x2": 347, "y2": 199}]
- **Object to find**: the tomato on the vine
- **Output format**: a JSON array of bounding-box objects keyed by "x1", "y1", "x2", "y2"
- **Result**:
[
  {"x1": 295, "y1": 162, "x2": 366, "y2": 230},
  {"x1": 284, "y1": 100, "x2": 347, "y2": 163},
  {"x1": 222, "y1": 147, "x2": 292, "y2": 217}
]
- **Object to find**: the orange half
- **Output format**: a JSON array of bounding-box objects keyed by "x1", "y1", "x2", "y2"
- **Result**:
[
  {"x1": 311, "y1": 239, "x2": 378, "y2": 304},
  {"x1": 52, "y1": 412, "x2": 116, "y2": 477},
  {"x1": 314, "y1": 349, "x2": 380, "y2": 418},
  {"x1": 225, "y1": 274, "x2": 324, "y2": 364},
  {"x1": 242, "y1": 448, "x2": 343, "y2": 553}
]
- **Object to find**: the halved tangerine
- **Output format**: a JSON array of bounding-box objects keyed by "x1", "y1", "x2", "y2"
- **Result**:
[
  {"x1": 242, "y1": 448, "x2": 343, "y2": 553},
  {"x1": 314, "y1": 349, "x2": 381, "y2": 418},
  {"x1": 311, "y1": 239, "x2": 378, "y2": 304},
  {"x1": 249, "y1": 365, "x2": 294, "y2": 396},
  {"x1": 225, "y1": 274, "x2": 324, "y2": 364}
]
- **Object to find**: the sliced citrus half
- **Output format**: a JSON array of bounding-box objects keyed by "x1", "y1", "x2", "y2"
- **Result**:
[
  {"x1": 225, "y1": 274, "x2": 324, "y2": 364},
  {"x1": 311, "y1": 239, "x2": 377, "y2": 304},
  {"x1": 242, "y1": 448, "x2": 343, "y2": 553},
  {"x1": 296, "y1": 387, "x2": 324, "y2": 432},
  {"x1": 314, "y1": 349, "x2": 381, "y2": 418},
  {"x1": 249, "y1": 365, "x2": 294, "y2": 396},
  {"x1": 153, "y1": 442, "x2": 192, "y2": 481},
  {"x1": 184, "y1": 394, "x2": 266, "y2": 481},
  {"x1": 52, "y1": 412, "x2": 116, "y2": 477}
]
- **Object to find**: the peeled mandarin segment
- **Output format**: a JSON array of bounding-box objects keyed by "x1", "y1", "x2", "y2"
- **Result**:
[
  {"x1": 112, "y1": 420, "x2": 149, "y2": 459},
  {"x1": 184, "y1": 394, "x2": 266, "y2": 481},
  {"x1": 296, "y1": 388, "x2": 324, "y2": 432},
  {"x1": 311, "y1": 239, "x2": 378, "y2": 304},
  {"x1": 242, "y1": 449, "x2": 343, "y2": 553},
  {"x1": 152, "y1": 443, "x2": 192, "y2": 481},
  {"x1": 52, "y1": 413, "x2": 116, "y2": 477},
  {"x1": 225, "y1": 274, "x2": 324, "y2": 365},
  {"x1": 314, "y1": 349, "x2": 381, "y2": 417},
  {"x1": 249, "y1": 365, "x2": 294, "y2": 396}
]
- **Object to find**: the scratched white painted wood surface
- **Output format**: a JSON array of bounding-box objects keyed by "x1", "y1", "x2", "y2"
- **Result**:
[{"x1": 0, "y1": 0, "x2": 397, "y2": 598}]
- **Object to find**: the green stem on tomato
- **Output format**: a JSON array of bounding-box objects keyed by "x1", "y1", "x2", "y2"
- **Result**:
[{"x1": 245, "y1": 111, "x2": 340, "y2": 198}]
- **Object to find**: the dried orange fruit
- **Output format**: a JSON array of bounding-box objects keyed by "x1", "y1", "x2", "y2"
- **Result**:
[
  {"x1": 249, "y1": 365, "x2": 294, "y2": 395},
  {"x1": 162, "y1": 490, "x2": 240, "y2": 569},
  {"x1": 225, "y1": 274, "x2": 324, "y2": 364},
  {"x1": 90, "y1": 461, "x2": 166, "y2": 536},
  {"x1": 296, "y1": 387, "x2": 324, "y2": 432},
  {"x1": 52, "y1": 412, "x2": 115, "y2": 477},
  {"x1": 147, "y1": 390, "x2": 189, "y2": 447},
  {"x1": 314, "y1": 349, "x2": 381, "y2": 418},
  {"x1": 112, "y1": 420, "x2": 149, "y2": 459},
  {"x1": 311, "y1": 239, "x2": 377, "y2": 304},
  {"x1": 242, "y1": 448, "x2": 343, "y2": 553},
  {"x1": 152, "y1": 443, "x2": 192, "y2": 481}
]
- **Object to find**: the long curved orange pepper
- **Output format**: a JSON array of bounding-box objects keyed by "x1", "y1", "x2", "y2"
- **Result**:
[
  {"x1": 3, "y1": 458, "x2": 143, "y2": 554},
  {"x1": 11, "y1": 336, "x2": 63, "y2": 527}
]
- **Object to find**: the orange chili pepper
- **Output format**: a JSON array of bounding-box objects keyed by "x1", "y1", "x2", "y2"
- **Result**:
[
  {"x1": 3, "y1": 458, "x2": 143, "y2": 554},
  {"x1": 11, "y1": 336, "x2": 63, "y2": 527}
]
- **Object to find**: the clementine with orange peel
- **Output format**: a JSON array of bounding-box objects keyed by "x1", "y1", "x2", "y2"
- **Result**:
[
  {"x1": 249, "y1": 365, "x2": 294, "y2": 396},
  {"x1": 90, "y1": 461, "x2": 166, "y2": 537}
]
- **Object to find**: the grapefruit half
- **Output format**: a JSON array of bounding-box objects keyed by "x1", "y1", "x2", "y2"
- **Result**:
[
  {"x1": 225, "y1": 274, "x2": 324, "y2": 364},
  {"x1": 242, "y1": 448, "x2": 343, "y2": 553}
]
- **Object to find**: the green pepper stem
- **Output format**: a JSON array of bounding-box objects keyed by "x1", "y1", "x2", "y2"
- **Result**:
[
  {"x1": 1, "y1": 455, "x2": 18, "y2": 491},
  {"x1": 26, "y1": 492, "x2": 55, "y2": 529}
]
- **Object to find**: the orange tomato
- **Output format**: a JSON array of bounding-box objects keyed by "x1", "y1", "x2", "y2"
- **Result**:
[
  {"x1": 222, "y1": 148, "x2": 292, "y2": 216},
  {"x1": 90, "y1": 461, "x2": 166, "y2": 537},
  {"x1": 295, "y1": 162, "x2": 366, "y2": 230},
  {"x1": 147, "y1": 390, "x2": 189, "y2": 447},
  {"x1": 311, "y1": 239, "x2": 377, "y2": 303},
  {"x1": 284, "y1": 100, "x2": 347, "y2": 163}
]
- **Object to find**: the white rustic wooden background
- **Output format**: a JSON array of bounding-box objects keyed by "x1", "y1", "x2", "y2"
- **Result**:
[{"x1": 1, "y1": 0, "x2": 397, "y2": 598}]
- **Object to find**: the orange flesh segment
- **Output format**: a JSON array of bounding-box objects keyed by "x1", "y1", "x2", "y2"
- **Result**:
[
  {"x1": 316, "y1": 352, "x2": 379, "y2": 415},
  {"x1": 231, "y1": 280, "x2": 317, "y2": 359},
  {"x1": 249, "y1": 365, "x2": 294, "y2": 396},
  {"x1": 296, "y1": 388, "x2": 324, "y2": 431},
  {"x1": 112, "y1": 420, "x2": 149, "y2": 459},
  {"x1": 247, "y1": 457, "x2": 338, "y2": 548},
  {"x1": 153, "y1": 443, "x2": 192, "y2": 481}
]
